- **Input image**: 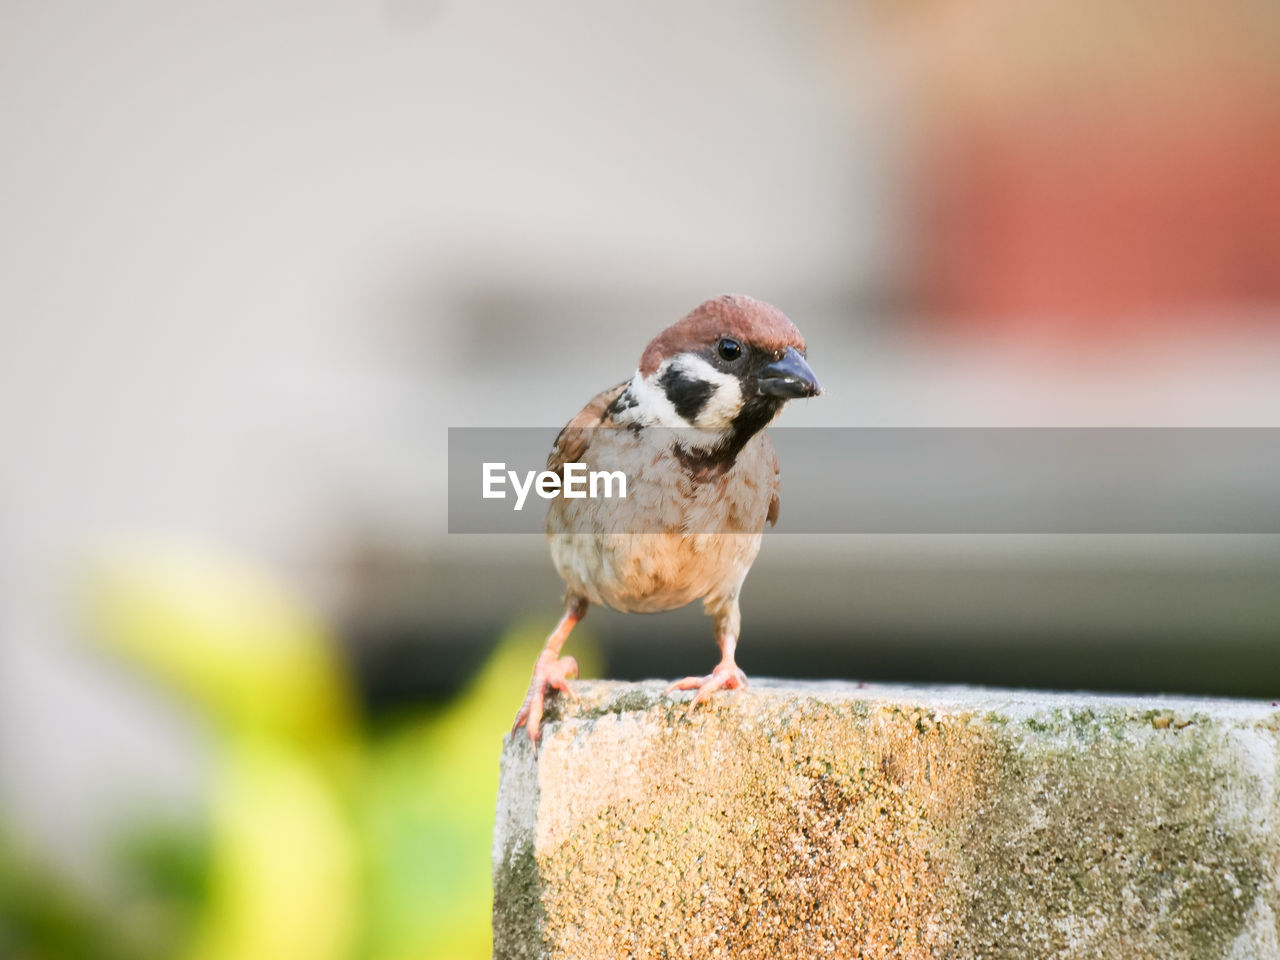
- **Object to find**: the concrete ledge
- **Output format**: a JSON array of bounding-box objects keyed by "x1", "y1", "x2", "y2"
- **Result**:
[{"x1": 493, "y1": 681, "x2": 1280, "y2": 960}]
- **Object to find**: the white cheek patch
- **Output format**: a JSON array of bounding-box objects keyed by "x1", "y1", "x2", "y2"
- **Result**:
[
  {"x1": 625, "y1": 368, "x2": 687, "y2": 427},
  {"x1": 670, "y1": 354, "x2": 743, "y2": 431},
  {"x1": 623, "y1": 355, "x2": 745, "y2": 448}
]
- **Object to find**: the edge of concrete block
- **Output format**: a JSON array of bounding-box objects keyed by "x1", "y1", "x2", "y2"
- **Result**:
[{"x1": 494, "y1": 681, "x2": 1280, "y2": 960}]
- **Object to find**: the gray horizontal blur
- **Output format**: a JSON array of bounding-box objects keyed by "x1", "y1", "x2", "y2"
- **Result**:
[{"x1": 450, "y1": 428, "x2": 1280, "y2": 533}]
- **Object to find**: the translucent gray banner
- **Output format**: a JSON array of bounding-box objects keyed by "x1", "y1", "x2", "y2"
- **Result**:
[{"x1": 448, "y1": 428, "x2": 1280, "y2": 534}]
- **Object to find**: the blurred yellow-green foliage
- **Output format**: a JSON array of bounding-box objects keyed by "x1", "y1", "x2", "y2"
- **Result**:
[{"x1": 0, "y1": 547, "x2": 595, "y2": 960}]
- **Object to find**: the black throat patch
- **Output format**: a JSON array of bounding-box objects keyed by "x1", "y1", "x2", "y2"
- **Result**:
[{"x1": 674, "y1": 393, "x2": 786, "y2": 481}]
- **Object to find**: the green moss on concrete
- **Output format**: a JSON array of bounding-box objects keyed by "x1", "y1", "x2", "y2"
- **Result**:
[
  {"x1": 958, "y1": 721, "x2": 1267, "y2": 959},
  {"x1": 492, "y1": 840, "x2": 549, "y2": 960}
]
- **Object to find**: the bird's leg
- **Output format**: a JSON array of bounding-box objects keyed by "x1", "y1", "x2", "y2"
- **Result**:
[
  {"x1": 513, "y1": 596, "x2": 588, "y2": 747},
  {"x1": 667, "y1": 603, "x2": 748, "y2": 716}
]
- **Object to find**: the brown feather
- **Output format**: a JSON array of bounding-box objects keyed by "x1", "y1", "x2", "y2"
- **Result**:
[
  {"x1": 765, "y1": 435, "x2": 781, "y2": 527},
  {"x1": 638, "y1": 294, "x2": 806, "y2": 375},
  {"x1": 546, "y1": 381, "x2": 627, "y2": 475}
]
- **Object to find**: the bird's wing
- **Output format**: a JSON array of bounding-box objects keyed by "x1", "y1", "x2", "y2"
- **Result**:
[
  {"x1": 547, "y1": 381, "x2": 628, "y2": 474},
  {"x1": 763, "y1": 431, "x2": 782, "y2": 527}
]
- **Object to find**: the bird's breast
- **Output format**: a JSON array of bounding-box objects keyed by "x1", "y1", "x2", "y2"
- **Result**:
[{"x1": 545, "y1": 430, "x2": 775, "y2": 613}]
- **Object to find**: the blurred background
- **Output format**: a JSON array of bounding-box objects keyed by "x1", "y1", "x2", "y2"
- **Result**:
[{"x1": 2, "y1": 1, "x2": 1279, "y2": 958}]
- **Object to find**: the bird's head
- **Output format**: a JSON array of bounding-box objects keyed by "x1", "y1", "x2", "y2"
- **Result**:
[{"x1": 624, "y1": 295, "x2": 820, "y2": 443}]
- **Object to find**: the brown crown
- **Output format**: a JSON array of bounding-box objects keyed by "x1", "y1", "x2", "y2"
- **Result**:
[{"x1": 638, "y1": 294, "x2": 806, "y2": 376}]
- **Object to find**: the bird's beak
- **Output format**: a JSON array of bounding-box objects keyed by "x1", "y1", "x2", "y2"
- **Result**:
[{"x1": 757, "y1": 346, "x2": 821, "y2": 398}]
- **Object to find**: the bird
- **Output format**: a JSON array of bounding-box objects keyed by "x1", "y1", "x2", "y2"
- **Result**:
[{"x1": 512, "y1": 294, "x2": 821, "y2": 746}]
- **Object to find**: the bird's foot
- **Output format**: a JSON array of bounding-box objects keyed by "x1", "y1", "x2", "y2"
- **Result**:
[
  {"x1": 513, "y1": 651, "x2": 579, "y2": 747},
  {"x1": 667, "y1": 660, "x2": 748, "y2": 717}
]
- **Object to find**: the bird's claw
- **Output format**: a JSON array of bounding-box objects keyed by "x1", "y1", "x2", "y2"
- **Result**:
[
  {"x1": 513, "y1": 652, "x2": 580, "y2": 747},
  {"x1": 667, "y1": 661, "x2": 748, "y2": 717}
]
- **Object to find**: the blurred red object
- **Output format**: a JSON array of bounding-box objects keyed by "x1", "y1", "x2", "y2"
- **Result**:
[
  {"x1": 888, "y1": 0, "x2": 1280, "y2": 338},
  {"x1": 914, "y1": 105, "x2": 1280, "y2": 336}
]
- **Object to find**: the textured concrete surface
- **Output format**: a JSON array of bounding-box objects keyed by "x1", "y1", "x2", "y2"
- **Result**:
[{"x1": 493, "y1": 681, "x2": 1280, "y2": 960}]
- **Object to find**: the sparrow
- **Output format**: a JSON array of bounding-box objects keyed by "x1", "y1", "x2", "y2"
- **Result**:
[{"x1": 512, "y1": 294, "x2": 820, "y2": 745}]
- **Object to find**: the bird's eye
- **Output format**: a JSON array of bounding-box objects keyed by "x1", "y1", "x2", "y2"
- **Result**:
[{"x1": 716, "y1": 337, "x2": 743, "y2": 362}]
